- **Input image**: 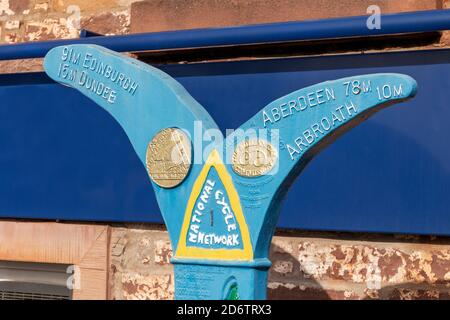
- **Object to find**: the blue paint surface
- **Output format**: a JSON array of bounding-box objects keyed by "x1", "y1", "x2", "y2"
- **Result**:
[{"x1": 0, "y1": 49, "x2": 449, "y2": 237}]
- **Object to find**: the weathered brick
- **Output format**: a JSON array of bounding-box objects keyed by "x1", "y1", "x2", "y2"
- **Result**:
[
  {"x1": 5, "y1": 20, "x2": 20, "y2": 30},
  {"x1": 111, "y1": 228, "x2": 127, "y2": 257},
  {"x1": 80, "y1": 10, "x2": 130, "y2": 35},
  {"x1": 272, "y1": 260, "x2": 294, "y2": 275},
  {"x1": 138, "y1": 235, "x2": 152, "y2": 247},
  {"x1": 108, "y1": 225, "x2": 450, "y2": 300},
  {"x1": 8, "y1": 0, "x2": 31, "y2": 14},
  {"x1": 268, "y1": 282, "x2": 361, "y2": 300},
  {"x1": 25, "y1": 18, "x2": 77, "y2": 41},
  {"x1": 131, "y1": 0, "x2": 438, "y2": 33},
  {"x1": 51, "y1": 0, "x2": 132, "y2": 13},
  {"x1": 0, "y1": 58, "x2": 42, "y2": 73},
  {"x1": 121, "y1": 273, "x2": 174, "y2": 300},
  {"x1": 271, "y1": 237, "x2": 295, "y2": 254},
  {"x1": 155, "y1": 240, "x2": 173, "y2": 265},
  {"x1": 33, "y1": 2, "x2": 49, "y2": 12},
  {"x1": 297, "y1": 241, "x2": 450, "y2": 289},
  {"x1": 388, "y1": 288, "x2": 450, "y2": 300},
  {"x1": 4, "y1": 31, "x2": 22, "y2": 43},
  {"x1": 268, "y1": 282, "x2": 450, "y2": 300},
  {"x1": 109, "y1": 228, "x2": 175, "y2": 299}
]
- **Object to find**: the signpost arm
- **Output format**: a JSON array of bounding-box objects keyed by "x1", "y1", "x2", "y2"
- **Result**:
[
  {"x1": 226, "y1": 74, "x2": 417, "y2": 261},
  {"x1": 44, "y1": 44, "x2": 220, "y2": 248}
]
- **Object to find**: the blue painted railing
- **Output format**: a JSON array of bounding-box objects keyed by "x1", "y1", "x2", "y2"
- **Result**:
[{"x1": 0, "y1": 9, "x2": 449, "y2": 60}]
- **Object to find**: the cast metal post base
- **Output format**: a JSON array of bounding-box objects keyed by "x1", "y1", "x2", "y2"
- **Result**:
[{"x1": 172, "y1": 259, "x2": 271, "y2": 300}]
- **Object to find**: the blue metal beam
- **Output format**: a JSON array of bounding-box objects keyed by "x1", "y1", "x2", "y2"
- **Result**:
[
  {"x1": 2, "y1": 48, "x2": 450, "y2": 235},
  {"x1": 0, "y1": 9, "x2": 449, "y2": 60}
]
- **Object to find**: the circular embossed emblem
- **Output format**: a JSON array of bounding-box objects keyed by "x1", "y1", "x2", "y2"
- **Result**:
[
  {"x1": 232, "y1": 139, "x2": 277, "y2": 177},
  {"x1": 146, "y1": 128, "x2": 192, "y2": 188}
]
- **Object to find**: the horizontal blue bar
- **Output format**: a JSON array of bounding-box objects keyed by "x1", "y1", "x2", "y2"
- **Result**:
[
  {"x1": 1, "y1": 49, "x2": 450, "y2": 236},
  {"x1": 0, "y1": 9, "x2": 449, "y2": 60}
]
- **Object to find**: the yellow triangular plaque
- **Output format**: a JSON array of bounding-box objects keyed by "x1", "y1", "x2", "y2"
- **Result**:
[{"x1": 175, "y1": 149, "x2": 253, "y2": 261}]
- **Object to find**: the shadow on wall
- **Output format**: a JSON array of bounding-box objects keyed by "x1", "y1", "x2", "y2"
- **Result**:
[{"x1": 267, "y1": 234, "x2": 450, "y2": 300}]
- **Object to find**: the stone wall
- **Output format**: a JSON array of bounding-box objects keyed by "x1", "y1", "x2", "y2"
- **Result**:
[
  {"x1": 0, "y1": 0, "x2": 439, "y2": 44},
  {"x1": 109, "y1": 226, "x2": 450, "y2": 300},
  {"x1": 0, "y1": 0, "x2": 449, "y2": 300},
  {"x1": 0, "y1": 0, "x2": 131, "y2": 43}
]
